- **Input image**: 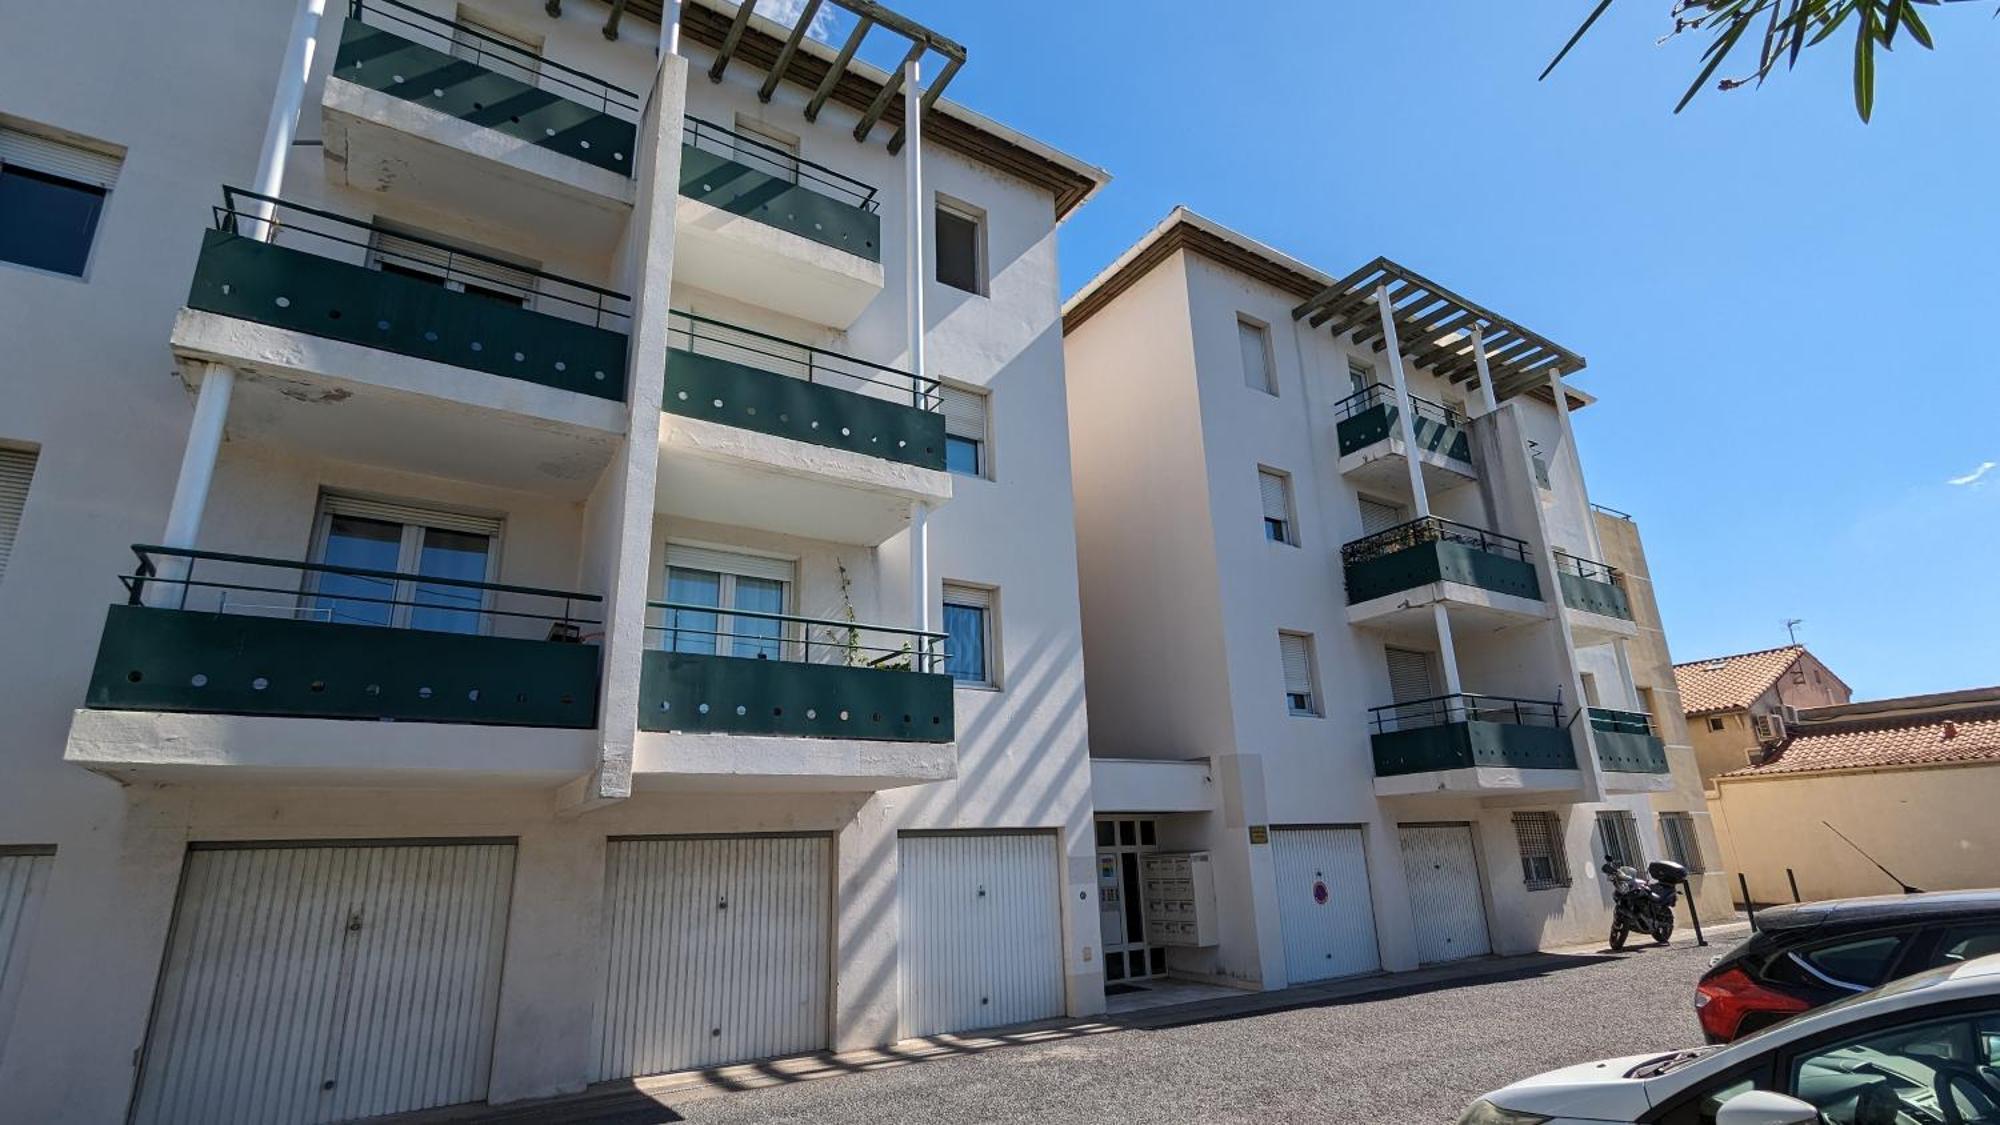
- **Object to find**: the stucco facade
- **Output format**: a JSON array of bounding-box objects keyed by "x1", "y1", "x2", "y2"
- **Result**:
[{"x1": 1679, "y1": 646, "x2": 1851, "y2": 787}]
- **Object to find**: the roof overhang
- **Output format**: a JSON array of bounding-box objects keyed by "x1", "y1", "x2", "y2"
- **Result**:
[{"x1": 1292, "y1": 258, "x2": 1586, "y2": 401}]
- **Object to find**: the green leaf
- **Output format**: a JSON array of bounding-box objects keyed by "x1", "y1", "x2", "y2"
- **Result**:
[
  {"x1": 1676, "y1": 12, "x2": 1757, "y2": 112},
  {"x1": 1854, "y1": 2, "x2": 1878, "y2": 119},
  {"x1": 1903, "y1": 2, "x2": 1936, "y2": 47},
  {"x1": 1539, "y1": 0, "x2": 1620, "y2": 81}
]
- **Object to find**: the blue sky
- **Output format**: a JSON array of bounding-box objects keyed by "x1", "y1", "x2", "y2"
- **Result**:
[{"x1": 851, "y1": 0, "x2": 1996, "y2": 700}]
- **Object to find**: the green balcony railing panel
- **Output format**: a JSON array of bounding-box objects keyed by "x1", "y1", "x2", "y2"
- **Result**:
[
  {"x1": 1594, "y1": 729, "x2": 1670, "y2": 774},
  {"x1": 333, "y1": 19, "x2": 636, "y2": 176},
  {"x1": 1371, "y1": 721, "x2": 1579, "y2": 777},
  {"x1": 187, "y1": 229, "x2": 628, "y2": 401},
  {"x1": 1344, "y1": 540, "x2": 1543, "y2": 605},
  {"x1": 639, "y1": 649, "x2": 953, "y2": 742},
  {"x1": 663, "y1": 348, "x2": 945, "y2": 470},
  {"x1": 86, "y1": 603, "x2": 600, "y2": 728},
  {"x1": 1411, "y1": 413, "x2": 1473, "y2": 463},
  {"x1": 679, "y1": 145, "x2": 882, "y2": 261},
  {"x1": 1559, "y1": 571, "x2": 1634, "y2": 619},
  {"x1": 1334, "y1": 403, "x2": 1470, "y2": 463}
]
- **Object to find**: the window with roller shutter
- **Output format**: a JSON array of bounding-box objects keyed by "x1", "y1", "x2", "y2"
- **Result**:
[
  {"x1": 1358, "y1": 497, "x2": 1405, "y2": 537},
  {"x1": 0, "y1": 448, "x2": 38, "y2": 587},
  {"x1": 367, "y1": 222, "x2": 540, "y2": 309},
  {"x1": 1513, "y1": 811, "x2": 1570, "y2": 889},
  {"x1": 940, "y1": 384, "x2": 989, "y2": 478},
  {"x1": 0, "y1": 124, "x2": 122, "y2": 277},
  {"x1": 1279, "y1": 631, "x2": 1318, "y2": 716},
  {"x1": 1258, "y1": 468, "x2": 1296, "y2": 545}
]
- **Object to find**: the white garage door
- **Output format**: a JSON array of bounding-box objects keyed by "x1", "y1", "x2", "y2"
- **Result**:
[
  {"x1": 0, "y1": 849, "x2": 54, "y2": 1064},
  {"x1": 1270, "y1": 827, "x2": 1380, "y2": 984},
  {"x1": 1398, "y1": 824, "x2": 1490, "y2": 964},
  {"x1": 132, "y1": 841, "x2": 516, "y2": 1125},
  {"x1": 899, "y1": 832, "x2": 1063, "y2": 1038},
  {"x1": 596, "y1": 836, "x2": 830, "y2": 1079}
]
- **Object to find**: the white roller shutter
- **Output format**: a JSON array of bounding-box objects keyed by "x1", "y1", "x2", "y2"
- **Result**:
[
  {"x1": 1258, "y1": 470, "x2": 1291, "y2": 525},
  {"x1": 132, "y1": 842, "x2": 515, "y2": 1125},
  {"x1": 940, "y1": 384, "x2": 987, "y2": 442},
  {"x1": 663, "y1": 543, "x2": 796, "y2": 585},
  {"x1": 319, "y1": 493, "x2": 502, "y2": 537},
  {"x1": 1359, "y1": 498, "x2": 1405, "y2": 536},
  {"x1": 0, "y1": 126, "x2": 121, "y2": 187},
  {"x1": 1279, "y1": 634, "x2": 1314, "y2": 700},
  {"x1": 0, "y1": 449, "x2": 37, "y2": 585},
  {"x1": 1398, "y1": 825, "x2": 1490, "y2": 964},
  {"x1": 0, "y1": 850, "x2": 54, "y2": 1064},
  {"x1": 596, "y1": 836, "x2": 830, "y2": 1080},
  {"x1": 1270, "y1": 829, "x2": 1378, "y2": 984},
  {"x1": 1385, "y1": 647, "x2": 1436, "y2": 705},
  {"x1": 899, "y1": 833, "x2": 1062, "y2": 1038},
  {"x1": 368, "y1": 226, "x2": 538, "y2": 302}
]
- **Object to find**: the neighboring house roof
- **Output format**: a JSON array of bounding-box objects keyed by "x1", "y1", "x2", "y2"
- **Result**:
[
  {"x1": 1721, "y1": 707, "x2": 2000, "y2": 779},
  {"x1": 1673, "y1": 645, "x2": 1808, "y2": 715}
]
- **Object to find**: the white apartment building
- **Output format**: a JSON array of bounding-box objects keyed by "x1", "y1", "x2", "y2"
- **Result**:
[
  {"x1": 0, "y1": 0, "x2": 1109, "y2": 1119},
  {"x1": 1064, "y1": 210, "x2": 1732, "y2": 990}
]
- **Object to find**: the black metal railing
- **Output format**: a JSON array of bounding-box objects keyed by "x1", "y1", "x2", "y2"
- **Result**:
[
  {"x1": 1588, "y1": 707, "x2": 1656, "y2": 737},
  {"x1": 667, "y1": 309, "x2": 941, "y2": 410},
  {"x1": 349, "y1": 0, "x2": 640, "y2": 118},
  {"x1": 1341, "y1": 516, "x2": 1531, "y2": 568},
  {"x1": 1591, "y1": 502, "x2": 1633, "y2": 521},
  {"x1": 126, "y1": 544, "x2": 601, "y2": 640},
  {"x1": 683, "y1": 115, "x2": 880, "y2": 212},
  {"x1": 213, "y1": 187, "x2": 631, "y2": 331},
  {"x1": 645, "y1": 601, "x2": 946, "y2": 674},
  {"x1": 1368, "y1": 692, "x2": 1565, "y2": 734},
  {"x1": 1553, "y1": 551, "x2": 1623, "y2": 588},
  {"x1": 1332, "y1": 383, "x2": 1467, "y2": 429}
]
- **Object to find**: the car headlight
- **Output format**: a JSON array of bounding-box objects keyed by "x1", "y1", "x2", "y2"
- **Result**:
[{"x1": 1457, "y1": 1100, "x2": 1553, "y2": 1125}]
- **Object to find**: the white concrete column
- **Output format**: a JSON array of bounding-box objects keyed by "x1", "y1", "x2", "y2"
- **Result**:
[
  {"x1": 1470, "y1": 326, "x2": 1500, "y2": 416},
  {"x1": 909, "y1": 501, "x2": 930, "y2": 636},
  {"x1": 1432, "y1": 603, "x2": 1465, "y2": 698},
  {"x1": 244, "y1": 0, "x2": 326, "y2": 239},
  {"x1": 1375, "y1": 286, "x2": 1429, "y2": 519}
]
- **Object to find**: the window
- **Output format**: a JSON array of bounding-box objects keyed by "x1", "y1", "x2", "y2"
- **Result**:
[
  {"x1": 1936, "y1": 925, "x2": 2000, "y2": 965},
  {"x1": 1512, "y1": 812, "x2": 1569, "y2": 889},
  {"x1": 1384, "y1": 647, "x2": 1437, "y2": 727},
  {"x1": 1258, "y1": 468, "x2": 1296, "y2": 545},
  {"x1": 0, "y1": 124, "x2": 121, "y2": 277},
  {"x1": 450, "y1": 9, "x2": 542, "y2": 86},
  {"x1": 1785, "y1": 1011, "x2": 2000, "y2": 1123},
  {"x1": 1783, "y1": 934, "x2": 1910, "y2": 991},
  {"x1": 0, "y1": 447, "x2": 38, "y2": 586},
  {"x1": 1708, "y1": 716, "x2": 1728, "y2": 732},
  {"x1": 1358, "y1": 496, "x2": 1405, "y2": 536},
  {"x1": 1278, "y1": 631, "x2": 1318, "y2": 716},
  {"x1": 935, "y1": 199, "x2": 985, "y2": 295},
  {"x1": 309, "y1": 496, "x2": 502, "y2": 634},
  {"x1": 660, "y1": 544, "x2": 795, "y2": 660},
  {"x1": 1659, "y1": 812, "x2": 1704, "y2": 872},
  {"x1": 940, "y1": 383, "x2": 989, "y2": 478},
  {"x1": 1347, "y1": 357, "x2": 1373, "y2": 394},
  {"x1": 369, "y1": 222, "x2": 538, "y2": 308},
  {"x1": 733, "y1": 115, "x2": 800, "y2": 183},
  {"x1": 943, "y1": 584, "x2": 996, "y2": 687},
  {"x1": 1238, "y1": 317, "x2": 1275, "y2": 394},
  {"x1": 1596, "y1": 810, "x2": 1643, "y2": 870}
]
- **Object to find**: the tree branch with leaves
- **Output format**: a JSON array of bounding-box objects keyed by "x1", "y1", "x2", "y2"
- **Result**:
[{"x1": 1541, "y1": 0, "x2": 1988, "y2": 121}]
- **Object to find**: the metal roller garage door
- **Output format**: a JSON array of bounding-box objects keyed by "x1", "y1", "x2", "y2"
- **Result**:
[
  {"x1": 0, "y1": 849, "x2": 54, "y2": 1064},
  {"x1": 596, "y1": 836, "x2": 830, "y2": 1080},
  {"x1": 131, "y1": 841, "x2": 516, "y2": 1125},
  {"x1": 1398, "y1": 824, "x2": 1491, "y2": 964},
  {"x1": 1270, "y1": 828, "x2": 1380, "y2": 984},
  {"x1": 899, "y1": 832, "x2": 1063, "y2": 1038}
]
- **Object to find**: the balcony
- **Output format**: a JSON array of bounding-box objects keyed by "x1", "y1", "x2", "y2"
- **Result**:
[
  {"x1": 1589, "y1": 707, "x2": 1674, "y2": 791},
  {"x1": 1367, "y1": 693, "x2": 1581, "y2": 796},
  {"x1": 1343, "y1": 517, "x2": 1546, "y2": 638},
  {"x1": 323, "y1": 0, "x2": 641, "y2": 245},
  {"x1": 65, "y1": 546, "x2": 601, "y2": 786},
  {"x1": 656, "y1": 310, "x2": 951, "y2": 545},
  {"x1": 674, "y1": 117, "x2": 885, "y2": 328},
  {"x1": 1333, "y1": 384, "x2": 1477, "y2": 498},
  {"x1": 170, "y1": 190, "x2": 629, "y2": 494},
  {"x1": 1555, "y1": 553, "x2": 1640, "y2": 645},
  {"x1": 634, "y1": 601, "x2": 955, "y2": 791}
]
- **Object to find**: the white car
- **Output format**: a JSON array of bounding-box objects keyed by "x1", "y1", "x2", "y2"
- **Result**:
[{"x1": 1460, "y1": 952, "x2": 2000, "y2": 1124}]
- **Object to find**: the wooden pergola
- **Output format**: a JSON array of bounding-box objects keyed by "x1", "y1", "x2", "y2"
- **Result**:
[
  {"x1": 1291, "y1": 257, "x2": 1585, "y2": 402},
  {"x1": 550, "y1": 0, "x2": 965, "y2": 153}
]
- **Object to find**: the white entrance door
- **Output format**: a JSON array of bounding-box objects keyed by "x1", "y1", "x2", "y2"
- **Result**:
[
  {"x1": 596, "y1": 836, "x2": 830, "y2": 1080},
  {"x1": 1398, "y1": 824, "x2": 1491, "y2": 963},
  {"x1": 0, "y1": 849, "x2": 54, "y2": 1064},
  {"x1": 132, "y1": 842, "x2": 516, "y2": 1125},
  {"x1": 1270, "y1": 828, "x2": 1380, "y2": 984},
  {"x1": 899, "y1": 833, "x2": 1063, "y2": 1038}
]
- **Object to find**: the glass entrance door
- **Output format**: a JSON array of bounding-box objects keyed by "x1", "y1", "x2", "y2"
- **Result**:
[{"x1": 1095, "y1": 817, "x2": 1165, "y2": 983}]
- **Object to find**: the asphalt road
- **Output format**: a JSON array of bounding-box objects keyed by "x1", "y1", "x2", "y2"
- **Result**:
[{"x1": 628, "y1": 930, "x2": 1747, "y2": 1125}]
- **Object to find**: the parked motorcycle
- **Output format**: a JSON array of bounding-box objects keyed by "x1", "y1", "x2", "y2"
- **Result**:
[{"x1": 1602, "y1": 858, "x2": 1686, "y2": 950}]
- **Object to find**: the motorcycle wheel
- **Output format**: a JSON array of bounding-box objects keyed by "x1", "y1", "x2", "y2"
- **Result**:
[
  {"x1": 1651, "y1": 916, "x2": 1675, "y2": 945},
  {"x1": 1609, "y1": 920, "x2": 1629, "y2": 951}
]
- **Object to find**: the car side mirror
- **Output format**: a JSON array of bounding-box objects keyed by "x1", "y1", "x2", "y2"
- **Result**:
[{"x1": 1715, "y1": 1090, "x2": 1820, "y2": 1125}]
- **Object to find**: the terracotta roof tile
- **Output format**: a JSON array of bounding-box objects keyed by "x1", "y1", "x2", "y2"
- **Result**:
[
  {"x1": 1722, "y1": 711, "x2": 2000, "y2": 778},
  {"x1": 1673, "y1": 646, "x2": 1804, "y2": 715}
]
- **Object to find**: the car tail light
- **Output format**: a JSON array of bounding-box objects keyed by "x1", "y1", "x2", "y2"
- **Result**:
[{"x1": 1696, "y1": 966, "x2": 1811, "y2": 1041}]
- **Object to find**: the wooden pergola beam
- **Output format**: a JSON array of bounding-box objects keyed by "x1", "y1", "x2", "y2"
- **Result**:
[
  {"x1": 758, "y1": 0, "x2": 823, "y2": 102},
  {"x1": 706, "y1": 0, "x2": 758, "y2": 82},
  {"x1": 852, "y1": 40, "x2": 922, "y2": 141},
  {"x1": 804, "y1": 14, "x2": 873, "y2": 122},
  {"x1": 887, "y1": 52, "x2": 961, "y2": 153}
]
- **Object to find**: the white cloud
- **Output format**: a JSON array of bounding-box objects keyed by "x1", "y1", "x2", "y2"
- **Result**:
[
  {"x1": 754, "y1": 0, "x2": 837, "y2": 42},
  {"x1": 1946, "y1": 460, "x2": 1997, "y2": 487}
]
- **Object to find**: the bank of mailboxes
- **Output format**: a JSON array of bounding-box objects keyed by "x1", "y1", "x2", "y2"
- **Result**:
[{"x1": 1141, "y1": 852, "x2": 1218, "y2": 948}]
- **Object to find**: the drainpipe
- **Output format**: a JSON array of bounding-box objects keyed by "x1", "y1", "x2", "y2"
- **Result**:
[
  {"x1": 661, "y1": 0, "x2": 681, "y2": 56},
  {"x1": 155, "y1": 0, "x2": 324, "y2": 604},
  {"x1": 904, "y1": 59, "x2": 932, "y2": 639}
]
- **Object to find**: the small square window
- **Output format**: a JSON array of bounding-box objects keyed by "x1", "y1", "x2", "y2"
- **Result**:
[
  {"x1": 1139, "y1": 820, "x2": 1156, "y2": 846},
  {"x1": 1, "y1": 124, "x2": 122, "y2": 278},
  {"x1": 1095, "y1": 820, "x2": 1115, "y2": 847},
  {"x1": 1258, "y1": 468, "x2": 1296, "y2": 546},
  {"x1": 1512, "y1": 811, "x2": 1569, "y2": 889},
  {"x1": 1238, "y1": 317, "x2": 1275, "y2": 394},
  {"x1": 1278, "y1": 631, "x2": 1318, "y2": 716},
  {"x1": 935, "y1": 199, "x2": 985, "y2": 295},
  {"x1": 1707, "y1": 716, "x2": 1727, "y2": 732},
  {"x1": 940, "y1": 384, "x2": 989, "y2": 479},
  {"x1": 943, "y1": 583, "x2": 996, "y2": 688}
]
